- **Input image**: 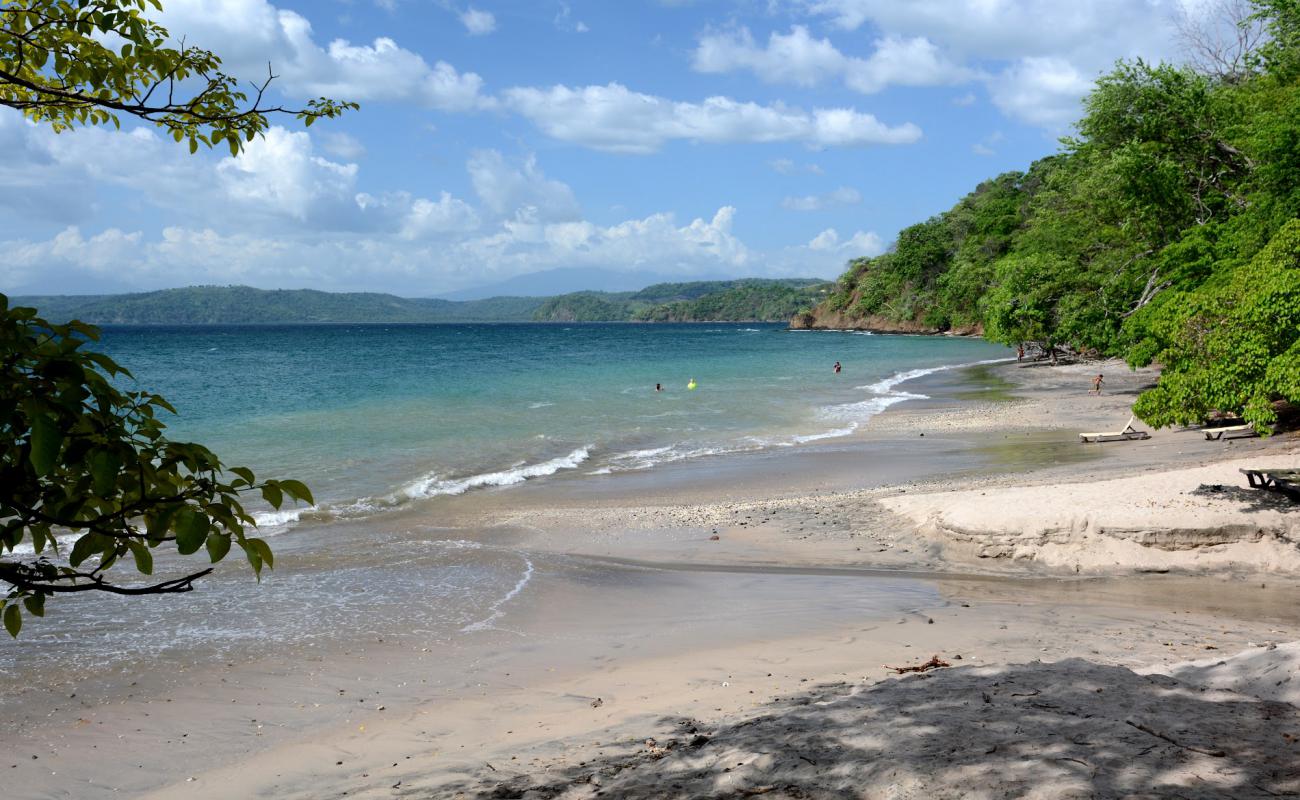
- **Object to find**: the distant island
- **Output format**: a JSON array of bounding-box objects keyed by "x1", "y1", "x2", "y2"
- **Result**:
[{"x1": 14, "y1": 279, "x2": 832, "y2": 325}]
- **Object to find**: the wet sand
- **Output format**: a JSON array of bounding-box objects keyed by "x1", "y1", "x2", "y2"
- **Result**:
[{"x1": 4, "y1": 357, "x2": 1299, "y2": 799}]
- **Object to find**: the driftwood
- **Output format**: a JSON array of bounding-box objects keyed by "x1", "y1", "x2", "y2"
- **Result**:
[{"x1": 884, "y1": 655, "x2": 950, "y2": 674}]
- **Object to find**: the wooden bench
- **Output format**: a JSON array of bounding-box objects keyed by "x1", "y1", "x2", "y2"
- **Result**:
[
  {"x1": 1204, "y1": 423, "x2": 1258, "y2": 441},
  {"x1": 1241, "y1": 469, "x2": 1300, "y2": 500}
]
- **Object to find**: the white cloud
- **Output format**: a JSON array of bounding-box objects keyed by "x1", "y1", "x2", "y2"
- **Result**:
[
  {"x1": 952, "y1": 92, "x2": 977, "y2": 107},
  {"x1": 467, "y1": 150, "x2": 581, "y2": 221},
  {"x1": 794, "y1": 0, "x2": 1211, "y2": 128},
  {"x1": 216, "y1": 127, "x2": 358, "y2": 220},
  {"x1": 843, "y1": 35, "x2": 974, "y2": 94},
  {"x1": 5, "y1": 207, "x2": 756, "y2": 295},
  {"x1": 782, "y1": 187, "x2": 862, "y2": 211},
  {"x1": 695, "y1": 25, "x2": 848, "y2": 86},
  {"x1": 459, "y1": 7, "x2": 496, "y2": 35},
  {"x1": 156, "y1": 0, "x2": 494, "y2": 111},
  {"x1": 695, "y1": 26, "x2": 971, "y2": 94},
  {"x1": 504, "y1": 83, "x2": 921, "y2": 154},
  {"x1": 320, "y1": 131, "x2": 367, "y2": 160},
  {"x1": 988, "y1": 57, "x2": 1093, "y2": 129},
  {"x1": 806, "y1": 228, "x2": 885, "y2": 255}
]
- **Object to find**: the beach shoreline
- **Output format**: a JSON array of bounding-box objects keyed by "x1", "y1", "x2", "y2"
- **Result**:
[{"x1": 5, "y1": 355, "x2": 1299, "y2": 799}]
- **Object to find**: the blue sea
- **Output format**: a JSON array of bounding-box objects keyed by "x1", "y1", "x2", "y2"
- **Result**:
[
  {"x1": 4, "y1": 324, "x2": 1010, "y2": 679},
  {"x1": 91, "y1": 323, "x2": 1010, "y2": 528}
]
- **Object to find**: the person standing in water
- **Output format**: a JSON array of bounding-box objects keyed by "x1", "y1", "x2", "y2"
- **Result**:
[
  {"x1": 655, "y1": 383, "x2": 662, "y2": 392},
  {"x1": 833, "y1": 361, "x2": 842, "y2": 374},
  {"x1": 687, "y1": 378, "x2": 697, "y2": 390}
]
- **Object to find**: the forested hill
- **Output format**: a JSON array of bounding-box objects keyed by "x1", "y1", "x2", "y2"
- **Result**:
[
  {"x1": 13, "y1": 279, "x2": 831, "y2": 325},
  {"x1": 799, "y1": 0, "x2": 1300, "y2": 431},
  {"x1": 532, "y1": 279, "x2": 831, "y2": 322}
]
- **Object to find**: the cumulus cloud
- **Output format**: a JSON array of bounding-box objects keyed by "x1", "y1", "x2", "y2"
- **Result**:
[
  {"x1": 503, "y1": 83, "x2": 921, "y2": 154},
  {"x1": 459, "y1": 7, "x2": 496, "y2": 35},
  {"x1": 806, "y1": 228, "x2": 885, "y2": 255},
  {"x1": 467, "y1": 150, "x2": 581, "y2": 221},
  {"x1": 694, "y1": 26, "x2": 971, "y2": 94},
  {"x1": 794, "y1": 0, "x2": 1210, "y2": 129},
  {"x1": 987, "y1": 57, "x2": 1094, "y2": 129},
  {"x1": 782, "y1": 187, "x2": 862, "y2": 211},
  {"x1": 695, "y1": 25, "x2": 847, "y2": 86},
  {"x1": 4, "y1": 206, "x2": 755, "y2": 295},
  {"x1": 156, "y1": 0, "x2": 494, "y2": 111},
  {"x1": 216, "y1": 127, "x2": 358, "y2": 220}
]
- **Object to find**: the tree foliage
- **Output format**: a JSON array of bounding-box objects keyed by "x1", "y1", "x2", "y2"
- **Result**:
[
  {"x1": 811, "y1": 0, "x2": 1300, "y2": 431},
  {"x1": 0, "y1": 297, "x2": 313, "y2": 636},
  {"x1": 1, "y1": 0, "x2": 356, "y2": 155}
]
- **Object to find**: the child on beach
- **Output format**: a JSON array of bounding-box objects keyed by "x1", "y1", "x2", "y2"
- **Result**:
[{"x1": 1090, "y1": 374, "x2": 1104, "y2": 394}]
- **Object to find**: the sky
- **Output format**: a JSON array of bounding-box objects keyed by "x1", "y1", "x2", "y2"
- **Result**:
[{"x1": 1, "y1": 0, "x2": 1219, "y2": 297}]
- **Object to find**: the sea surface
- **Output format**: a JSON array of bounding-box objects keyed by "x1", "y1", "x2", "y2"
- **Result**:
[
  {"x1": 90, "y1": 322, "x2": 1010, "y2": 526},
  {"x1": 3, "y1": 323, "x2": 1009, "y2": 681}
]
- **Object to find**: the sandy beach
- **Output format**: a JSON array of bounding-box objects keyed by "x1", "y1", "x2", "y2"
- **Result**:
[{"x1": 5, "y1": 357, "x2": 1299, "y2": 799}]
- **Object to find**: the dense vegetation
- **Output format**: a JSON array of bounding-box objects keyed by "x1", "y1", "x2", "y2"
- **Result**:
[
  {"x1": 534, "y1": 279, "x2": 831, "y2": 322},
  {"x1": 809, "y1": 0, "x2": 1300, "y2": 430},
  {"x1": 20, "y1": 280, "x2": 831, "y2": 325}
]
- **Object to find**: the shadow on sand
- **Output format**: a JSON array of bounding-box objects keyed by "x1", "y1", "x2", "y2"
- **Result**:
[{"x1": 447, "y1": 659, "x2": 1300, "y2": 799}]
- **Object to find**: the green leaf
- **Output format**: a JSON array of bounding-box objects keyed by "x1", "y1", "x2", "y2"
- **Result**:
[
  {"x1": 277, "y1": 479, "x2": 314, "y2": 505},
  {"x1": 4, "y1": 604, "x2": 21, "y2": 638},
  {"x1": 261, "y1": 482, "x2": 283, "y2": 509},
  {"x1": 23, "y1": 594, "x2": 46, "y2": 618},
  {"x1": 174, "y1": 509, "x2": 209, "y2": 555},
  {"x1": 126, "y1": 540, "x2": 153, "y2": 575},
  {"x1": 69, "y1": 534, "x2": 101, "y2": 568},
  {"x1": 29, "y1": 414, "x2": 62, "y2": 477},
  {"x1": 205, "y1": 532, "x2": 231, "y2": 563},
  {"x1": 90, "y1": 449, "x2": 121, "y2": 496},
  {"x1": 247, "y1": 537, "x2": 274, "y2": 570},
  {"x1": 229, "y1": 466, "x2": 255, "y2": 484}
]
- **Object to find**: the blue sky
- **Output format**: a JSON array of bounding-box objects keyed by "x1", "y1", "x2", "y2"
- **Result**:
[{"x1": 2, "y1": 0, "x2": 1213, "y2": 296}]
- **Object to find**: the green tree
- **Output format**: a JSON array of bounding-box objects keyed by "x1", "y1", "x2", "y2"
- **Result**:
[
  {"x1": 1, "y1": 0, "x2": 357, "y2": 155},
  {"x1": 0, "y1": 0, "x2": 348, "y2": 635},
  {"x1": 1132, "y1": 219, "x2": 1300, "y2": 429},
  {"x1": 0, "y1": 299, "x2": 314, "y2": 636}
]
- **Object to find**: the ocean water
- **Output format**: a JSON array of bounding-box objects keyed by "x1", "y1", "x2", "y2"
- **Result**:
[
  {"x1": 3, "y1": 324, "x2": 1009, "y2": 679},
  {"x1": 91, "y1": 323, "x2": 1010, "y2": 529}
]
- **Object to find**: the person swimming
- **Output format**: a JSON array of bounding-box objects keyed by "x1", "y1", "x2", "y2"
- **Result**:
[
  {"x1": 833, "y1": 361, "x2": 842, "y2": 374},
  {"x1": 655, "y1": 383, "x2": 662, "y2": 392},
  {"x1": 687, "y1": 378, "x2": 697, "y2": 390}
]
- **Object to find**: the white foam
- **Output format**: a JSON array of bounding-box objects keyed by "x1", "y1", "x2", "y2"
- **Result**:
[
  {"x1": 461, "y1": 554, "x2": 535, "y2": 632},
  {"x1": 790, "y1": 424, "x2": 859, "y2": 444},
  {"x1": 527, "y1": 401, "x2": 555, "y2": 409},
  {"x1": 7, "y1": 533, "x2": 80, "y2": 557},
  {"x1": 400, "y1": 446, "x2": 591, "y2": 499}
]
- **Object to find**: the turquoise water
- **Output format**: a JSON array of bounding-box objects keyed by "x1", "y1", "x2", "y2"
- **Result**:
[
  {"x1": 3, "y1": 324, "x2": 1008, "y2": 679},
  {"x1": 94, "y1": 323, "x2": 1010, "y2": 527}
]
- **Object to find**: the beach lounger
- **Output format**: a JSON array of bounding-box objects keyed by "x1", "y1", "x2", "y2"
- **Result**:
[
  {"x1": 1079, "y1": 416, "x2": 1151, "y2": 443},
  {"x1": 1203, "y1": 423, "x2": 1259, "y2": 441},
  {"x1": 1240, "y1": 468, "x2": 1300, "y2": 500}
]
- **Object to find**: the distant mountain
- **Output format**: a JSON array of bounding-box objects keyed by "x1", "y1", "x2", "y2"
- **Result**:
[
  {"x1": 13, "y1": 286, "x2": 543, "y2": 324},
  {"x1": 437, "y1": 268, "x2": 729, "y2": 300},
  {"x1": 12, "y1": 280, "x2": 833, "y2": 325},
  {"x1": 534, "y1": 279, "x2": 833, "y2": 322}
]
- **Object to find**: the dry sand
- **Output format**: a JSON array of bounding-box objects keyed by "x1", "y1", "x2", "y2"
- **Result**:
[{"x1": 8, "y1": 357, "x2": 1300, "y2": 800}]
